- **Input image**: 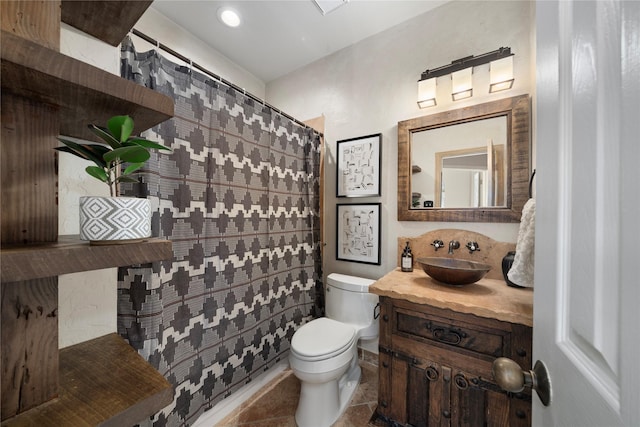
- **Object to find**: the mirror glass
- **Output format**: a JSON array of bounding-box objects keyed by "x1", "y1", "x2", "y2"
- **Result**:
[
  {"x1": 397, "y1": 95, "x2": 530, "y2": 222},
  {"x1": 412, "y1": 116, "x2": 507, "y2": 209}
]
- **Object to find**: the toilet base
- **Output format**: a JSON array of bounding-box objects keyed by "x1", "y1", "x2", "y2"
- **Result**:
[{"x1": 294, "y1": 359, "x2": 361, "y2": 427}]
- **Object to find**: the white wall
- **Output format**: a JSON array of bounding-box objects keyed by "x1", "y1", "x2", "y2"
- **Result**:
[
  {"x1": 266, "y1": 0, "x2": 536, "y2": 281},
  {"x1": 135, "y1": 7, "x2": 265, "y2": 98},
  {"x1": 58, "y1": 24, "x2": 119, "y2": 348}
]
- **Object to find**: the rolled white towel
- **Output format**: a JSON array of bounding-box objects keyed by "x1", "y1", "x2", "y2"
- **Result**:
[{"x1": 508, "y1": 198, "x2": 536, "y2": 288}]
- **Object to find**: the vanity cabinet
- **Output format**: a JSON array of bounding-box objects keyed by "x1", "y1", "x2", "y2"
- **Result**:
[{"x1": 376, "y1": 297, "x2": 532, "y2": 427}]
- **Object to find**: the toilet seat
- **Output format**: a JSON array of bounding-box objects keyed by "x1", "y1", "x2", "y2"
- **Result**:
[{"x1": 291, "y1": 318, "x2": 356, "y2": 362}]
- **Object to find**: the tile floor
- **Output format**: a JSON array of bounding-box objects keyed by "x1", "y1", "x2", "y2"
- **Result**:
[{"x1": 216, "y1": 353, "x2": 380, "y2": 426}]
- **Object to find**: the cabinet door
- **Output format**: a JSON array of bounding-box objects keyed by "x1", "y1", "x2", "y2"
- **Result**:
[
  {"x1": 449, "y1": 368, "x2": 531, "y2": 427},
  {"x1": 384, "y1": 354, "x2": 450, "y2": 426},
  {"x1": 383, "y1": 354, "x2": 531, "y2": 427},
  {"x1": 377, "y1": 297, "x2": 532, "y2": 426},
  {"x1": 413, "y1": 361, "x2": 450, "y2": 427}
]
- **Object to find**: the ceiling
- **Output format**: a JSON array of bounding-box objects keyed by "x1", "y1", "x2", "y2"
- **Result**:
[{"x1": 150, "y1": 0, "x2": 447, "y2": 83}]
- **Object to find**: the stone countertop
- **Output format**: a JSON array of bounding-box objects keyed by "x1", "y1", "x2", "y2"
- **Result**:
[{"x1": 370, "y1": 268, "x2": 533, "y2": 327}]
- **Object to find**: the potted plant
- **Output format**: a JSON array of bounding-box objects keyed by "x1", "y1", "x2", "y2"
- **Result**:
[{"x1": 55, "y1": 115, "x2": 170, "y2": 244}]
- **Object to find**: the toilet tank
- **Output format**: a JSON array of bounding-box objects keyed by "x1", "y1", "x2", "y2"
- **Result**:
[{"x1": 325, "y1": 273, "x2": 379, "y2": 339}]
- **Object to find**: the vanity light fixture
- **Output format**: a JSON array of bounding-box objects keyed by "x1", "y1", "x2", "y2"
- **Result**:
[
  {"x1": 489, "y1": 55, "x2": 514, "y2": 92},
  {"x1": 451, "y1": 68, "x2": 473, "y2": 101},
  {"x1": 417, "y1": 77, "x2": 437, "y2": 108},
  {"x1": 417, "y1": 47, "x2": 514, "y2": 108}
]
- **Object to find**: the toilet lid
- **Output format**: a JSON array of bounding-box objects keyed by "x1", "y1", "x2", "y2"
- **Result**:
[{"x1": 291, "y1": 318, "x2": 356, "y2": 360}]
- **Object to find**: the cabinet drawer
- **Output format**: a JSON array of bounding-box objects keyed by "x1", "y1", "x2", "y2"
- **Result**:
[{"x1": 395, "y1": 308, "x2": 507, "y2": 357}]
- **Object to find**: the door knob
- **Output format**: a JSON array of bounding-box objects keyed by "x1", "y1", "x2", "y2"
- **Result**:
[{"x1": 492, "y1": 357, "x2": 552, "y2": 406}]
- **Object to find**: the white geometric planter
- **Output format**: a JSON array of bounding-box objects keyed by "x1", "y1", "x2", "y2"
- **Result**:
[{"x1": 79, "y1": 196, "x2": 151, "y2": 243}]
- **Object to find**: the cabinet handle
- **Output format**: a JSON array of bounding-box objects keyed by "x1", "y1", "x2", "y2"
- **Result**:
[
  {"x1": 425, "y1": 366, "x2": 439, "y2": 381},
  {"x1": 382, "y1": 361, "x2": 389, "y2": 368},
  {"x1": 454, "y1": 373, "x2": 469, "y2": 390},
  {"x1": 433, "y1": 327, "x2": 463, "y2": 345},
  {"x1": 442, "y1": 410, "x2": 451, "y2": 419},
  {"x1": 383, "y1": 314, "x2": 389, "y2": 322}
]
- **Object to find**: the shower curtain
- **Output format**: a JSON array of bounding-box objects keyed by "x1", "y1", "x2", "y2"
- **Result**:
[{"x1": 118, "y1": 38, "x2": 322, "y2": 426}]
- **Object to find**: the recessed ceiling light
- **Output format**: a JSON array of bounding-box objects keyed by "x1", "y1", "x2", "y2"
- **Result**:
[{"x1": 217, "y1": 7, "x2": 241, "y2": 27}]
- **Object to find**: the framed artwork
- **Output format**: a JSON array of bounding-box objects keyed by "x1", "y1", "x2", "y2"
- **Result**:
[
  {"x1": 336, "y1": 203, "x2": 381, "y2": 265},
  {"x1": 336, "y1": 133, "x2": 381, "y2": 197}
]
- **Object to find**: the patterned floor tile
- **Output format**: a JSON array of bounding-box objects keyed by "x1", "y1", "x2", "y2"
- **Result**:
[{"x1": 215, "y1": 361, "x2": 379, "y2": 426}]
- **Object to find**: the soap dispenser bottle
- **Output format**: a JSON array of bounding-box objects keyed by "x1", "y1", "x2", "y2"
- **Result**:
[{"x1": 401, "y1": 241, "x2": 413, "y2": 272}]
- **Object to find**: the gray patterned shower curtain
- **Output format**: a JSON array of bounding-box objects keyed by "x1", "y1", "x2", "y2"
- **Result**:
[{"x1": 118, "y1": 37, "x2": 322, "y2": 426}]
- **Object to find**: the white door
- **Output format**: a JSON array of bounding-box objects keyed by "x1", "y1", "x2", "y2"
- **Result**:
[{"x1": 534, "y1": 0, "x2": 640, "y2": 425}]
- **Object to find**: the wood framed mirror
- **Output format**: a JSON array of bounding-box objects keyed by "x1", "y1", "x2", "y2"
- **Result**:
[{"x1": 398, "y1": 94, "x2": 530, "y2": 222}]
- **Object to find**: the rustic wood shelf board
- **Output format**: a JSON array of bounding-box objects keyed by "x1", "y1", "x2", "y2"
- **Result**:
[
  {"x1": 0, "y1": 31, "x2": 173, "y2": 141},
  {"x1": 1, "y1": 278, "x2": 59, "y2": 420},
  {"x1": 61, "y1": 1, "x2": 153, "y2": 47},
  {"x1": 1, "y1": 236, "x2": 172, "y2": 283},
  {"x1": 1, "y1": 93, "x2": 60, "y2": 244},
  {"x1": 1, "y1": 1, "x2": 176, "y2": 421},
  {"x1": 1, "y1": 333, "x2": 173, "y2": 427}
]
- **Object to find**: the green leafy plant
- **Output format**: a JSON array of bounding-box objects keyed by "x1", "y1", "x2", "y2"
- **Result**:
[{"x1": 55, "y1": 115, "x2": 170, "y2": 197}]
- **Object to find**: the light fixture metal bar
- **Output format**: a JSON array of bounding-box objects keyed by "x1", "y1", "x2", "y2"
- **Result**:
[{"x1": 420, "y1": 47, "x2": 513, "y2": 81}]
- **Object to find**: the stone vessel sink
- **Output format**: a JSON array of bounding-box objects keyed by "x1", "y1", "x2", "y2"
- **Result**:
[{"x1": 416, "y1": 257, "x2": 492, "y2": 286}]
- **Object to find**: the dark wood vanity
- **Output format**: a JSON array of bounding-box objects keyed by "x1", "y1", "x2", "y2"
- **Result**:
[
  {"x1": 387, "y1": 87, "x2": 535, "y2": 425},
  {"x1": 370, "y1": 267, "x2": 533, "y2": 426}
]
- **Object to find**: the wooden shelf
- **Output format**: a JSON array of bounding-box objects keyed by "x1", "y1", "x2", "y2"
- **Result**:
[
  {"x1": 1, "y1": 236, "x2": 172, "y2": 283},
  {"x1": 0, "y1": 31, "x2": 173, "y2": 141},
  {"x1": 1, "y1": 333, "x2": 173, "y2": 427},
  {"x1": 61, "y1": 1, "x2": 153, "y2": 47},
  {"x1": 1, "y1": 2, "x2": 176, "y2": 423}
]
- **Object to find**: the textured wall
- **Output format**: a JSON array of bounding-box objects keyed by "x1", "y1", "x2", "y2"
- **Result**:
[
  {"x1": 57, "y1": 24, "x2": 118, "y2": 348},
  {"x1": 266, "y1": 0, "x2": 536, "y2": 282}
]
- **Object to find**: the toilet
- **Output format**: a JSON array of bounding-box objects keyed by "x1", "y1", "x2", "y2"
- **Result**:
[{"x1": 289, "y1": 273, "x2": 379, "y2": 427}]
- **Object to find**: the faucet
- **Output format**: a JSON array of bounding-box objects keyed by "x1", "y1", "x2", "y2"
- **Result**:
[
  {"x1": 431, "y1": 239, "x2": 444, "y2": 251},
  {"x1": 466, "y1": 241, "x2": 481, "y2": 254},
  {"x1": 448, "y1": 240, "x2": 460, "y2": 255}
]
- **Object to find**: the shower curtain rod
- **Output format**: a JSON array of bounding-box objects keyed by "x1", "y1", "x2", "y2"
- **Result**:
[{"x1": 130, "y1": 28, "x2": 322, "y2": 136}]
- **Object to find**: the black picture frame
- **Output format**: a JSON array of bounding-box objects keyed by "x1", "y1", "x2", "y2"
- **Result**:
[
  {"x1": 336, "y1": 133, "x2": 382, "y2": 197},
  {"x1": 336, "y1": 203, "x2": 381, "y2": 265}
]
